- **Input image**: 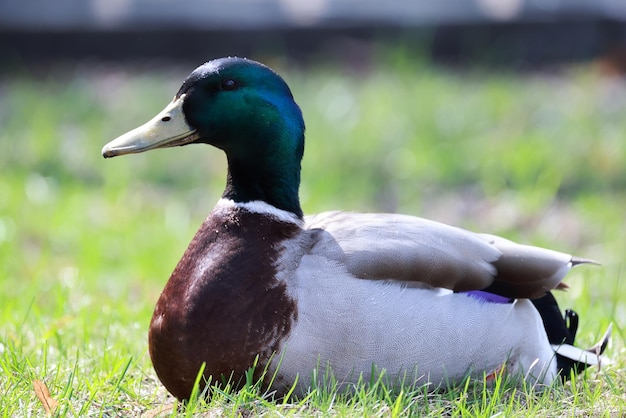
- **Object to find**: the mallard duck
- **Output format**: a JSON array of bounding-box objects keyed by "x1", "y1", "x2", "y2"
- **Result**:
[{"x1": 102, "y1": 57, "x2": 611, "y2": 401}]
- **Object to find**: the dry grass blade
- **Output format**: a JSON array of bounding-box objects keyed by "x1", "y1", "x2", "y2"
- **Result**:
[
  {"x1": 143, "y1": 403, "x2": 176, "y2": 418},
  {"x1": 33, "y1": 379, "x2": 58, "y2": 416}
]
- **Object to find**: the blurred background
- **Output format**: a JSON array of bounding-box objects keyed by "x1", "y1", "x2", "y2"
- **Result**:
[
  {"x1": 3, "y1": 0, "x2": 626, "y2": 251},
  {"x1": 1, "y1": 1, "x2": 625, "y2": 413},
  {"x1": 3, "y1": 0, "x2": 626, "y2": 65}
]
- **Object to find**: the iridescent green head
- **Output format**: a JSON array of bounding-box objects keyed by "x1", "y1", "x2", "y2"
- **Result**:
[{"x1": 103, "y1": 57, "x2": 306, "y2": 217}]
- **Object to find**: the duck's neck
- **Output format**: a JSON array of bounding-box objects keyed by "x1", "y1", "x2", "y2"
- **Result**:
[{"x1": 222, "y1": 154, "x2": 303, "y2": 219}]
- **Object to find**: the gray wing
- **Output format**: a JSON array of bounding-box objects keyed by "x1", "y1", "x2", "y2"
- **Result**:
[{"x1": 304, "y1": 211, "x2": 589, "y2": 299}]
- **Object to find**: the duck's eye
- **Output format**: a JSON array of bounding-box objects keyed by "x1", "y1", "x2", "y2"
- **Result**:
[{"x1": 221, "y1": 79, "x2": 238, "y2": 91}]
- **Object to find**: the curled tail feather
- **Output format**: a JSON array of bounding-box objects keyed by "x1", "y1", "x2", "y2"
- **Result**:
[{"x1": 531, "y1": 292, "x2": 611, "y2": 380}]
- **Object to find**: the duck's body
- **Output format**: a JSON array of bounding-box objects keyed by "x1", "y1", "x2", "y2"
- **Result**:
[
  {"x1": 103, "y1": 57, "x2": 610, "y2": 400},
  {"x1": 150, "y1": 198, "x2": 557, "y2": 398}
]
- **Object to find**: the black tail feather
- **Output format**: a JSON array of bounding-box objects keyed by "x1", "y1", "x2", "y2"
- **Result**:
[{"x1": 531, "y1": 292, "x2": 609, "y2": 380}]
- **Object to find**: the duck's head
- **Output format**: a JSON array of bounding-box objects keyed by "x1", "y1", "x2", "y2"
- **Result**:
[{"x1": 103, "y1": 57, "x2": 306, "y2": 218}]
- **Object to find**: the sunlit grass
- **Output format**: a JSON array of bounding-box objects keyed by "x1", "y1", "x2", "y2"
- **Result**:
[{"x1": 1, "y1": 54, "x2": 624, "y2": 416}]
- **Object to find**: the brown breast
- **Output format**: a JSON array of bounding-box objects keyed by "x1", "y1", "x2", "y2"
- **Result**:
[{"x1": 148, "y1": 206, "x2": 300, "y2": 400}]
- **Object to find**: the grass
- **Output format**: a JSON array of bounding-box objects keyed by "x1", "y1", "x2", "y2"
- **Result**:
[{"x1": 1, "y1": 52, "x2": 625, "y2": 416}]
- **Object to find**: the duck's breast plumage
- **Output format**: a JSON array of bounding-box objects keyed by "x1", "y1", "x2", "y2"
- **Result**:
[{"x1": 148, "y1": 201, "x2": 300, "y2": 399}]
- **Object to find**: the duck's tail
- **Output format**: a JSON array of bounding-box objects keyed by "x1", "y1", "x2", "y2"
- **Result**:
[{"x1": 531, "y1": 292, "x2": 611, "y2": 380}]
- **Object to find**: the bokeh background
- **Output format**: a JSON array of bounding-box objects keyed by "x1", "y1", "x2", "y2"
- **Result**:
[{"x1": 1, "y1": 1, "x2": 625, "y2": 415}]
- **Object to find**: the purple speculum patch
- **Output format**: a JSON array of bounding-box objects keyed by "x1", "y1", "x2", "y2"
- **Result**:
[{"x1": 464, "y1": 290, "x2": 512, "y2": 304}]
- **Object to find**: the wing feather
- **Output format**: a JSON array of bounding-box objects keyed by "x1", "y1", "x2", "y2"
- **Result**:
[{"x1": 304, "y1": 211, "x2": 587, "y2": 298}]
